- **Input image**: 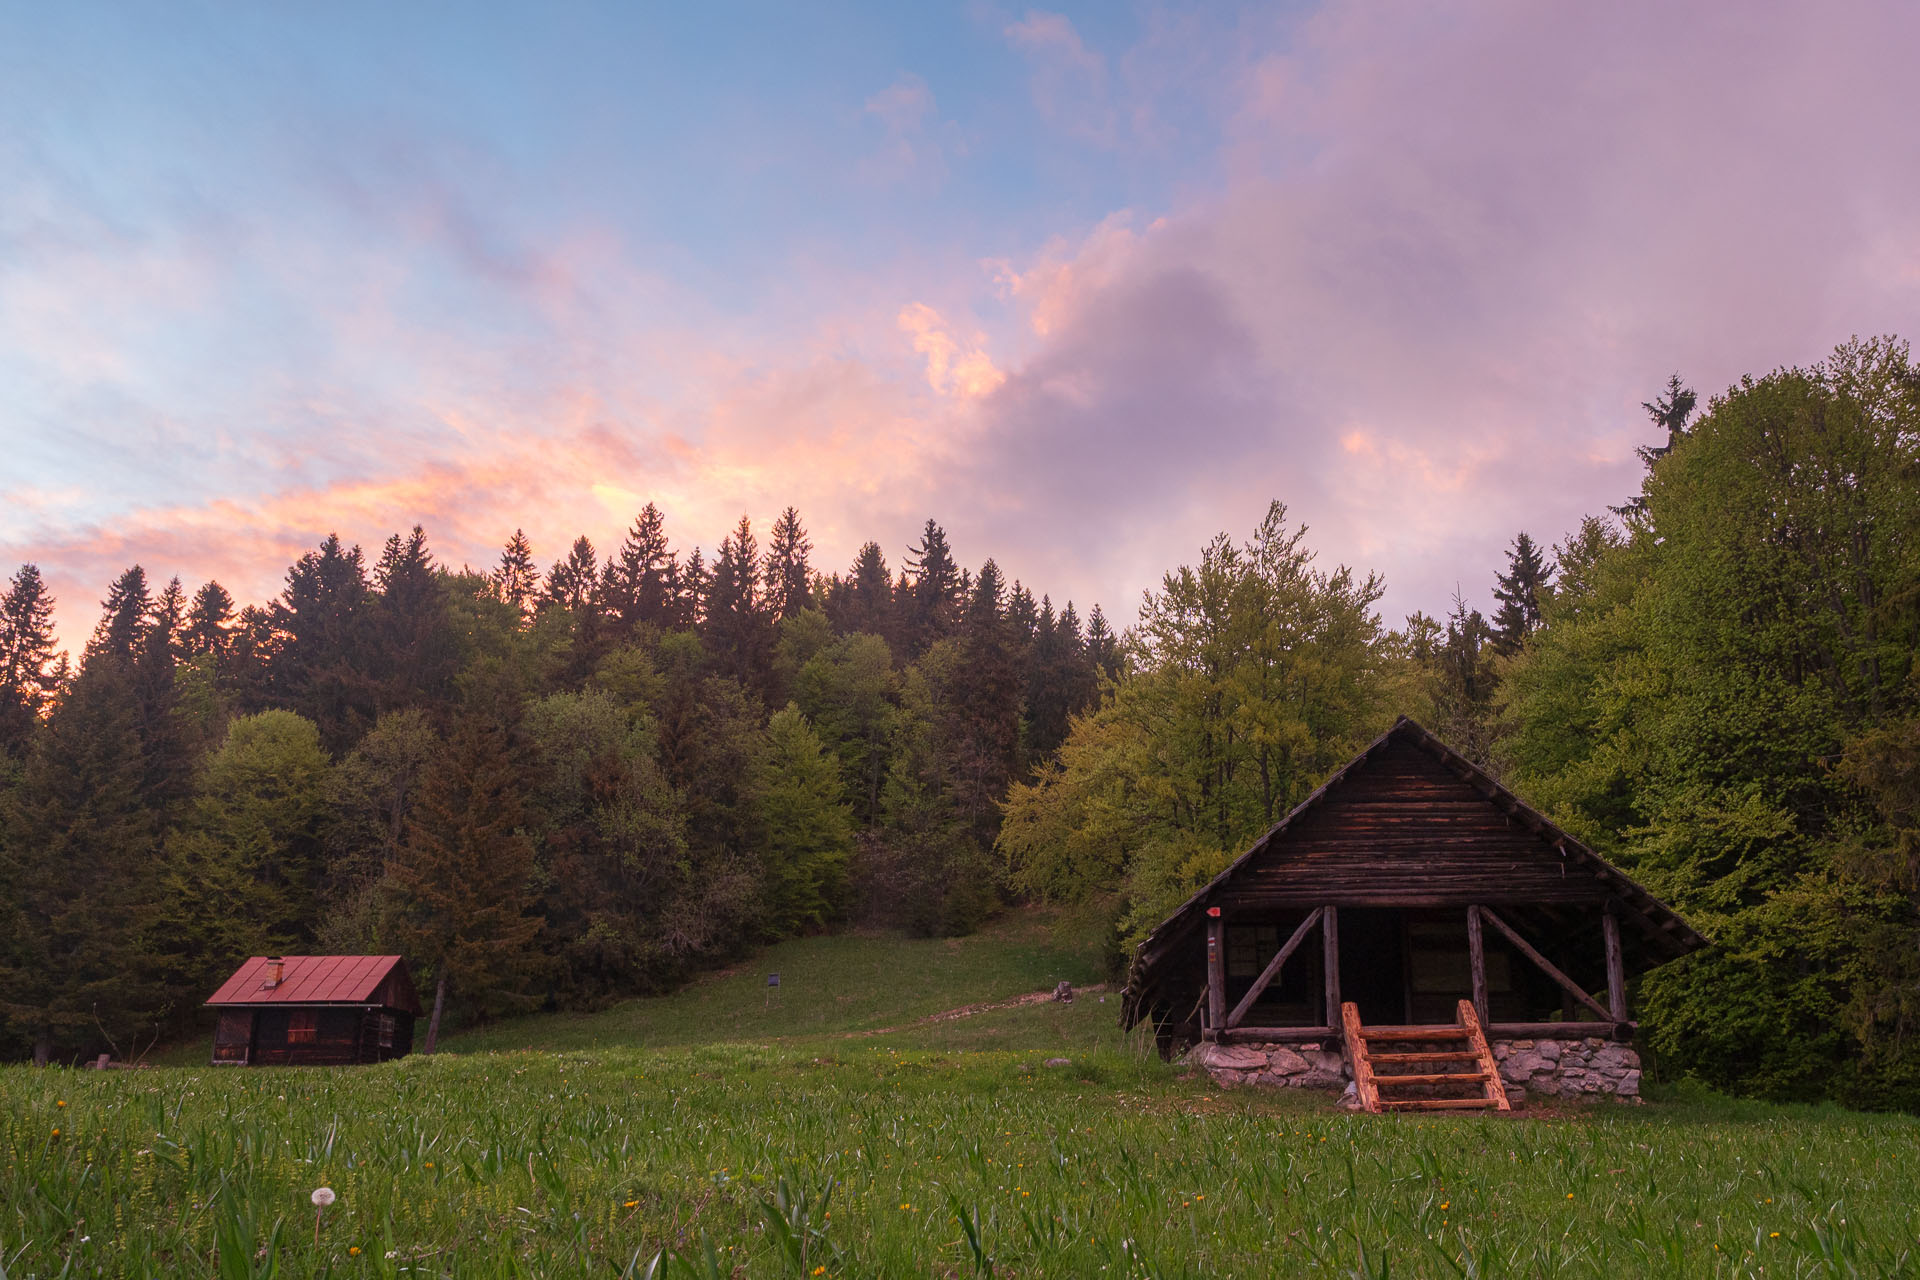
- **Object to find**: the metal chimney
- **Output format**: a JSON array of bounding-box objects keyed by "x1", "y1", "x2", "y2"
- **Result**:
[{"x1": 267, "y1": 957, "x2": 285, "y2": 988}]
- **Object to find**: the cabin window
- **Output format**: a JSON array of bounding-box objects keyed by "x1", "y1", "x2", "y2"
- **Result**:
[
  {"x1": 1225, "y1": 925, "x2": 1279, "y2": 979},
  {"x1": 376, "y1": 1014, "x2": 396, "y2": 1048},
  {"x1": 287, "y1": 1011, "x2": 318, "y2": 1044}
]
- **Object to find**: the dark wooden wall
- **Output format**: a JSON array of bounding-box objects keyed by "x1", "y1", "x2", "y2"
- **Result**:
[
  {"x1": 211, "y1": 1007, "x2": 416, "y2": 1066},
  {"x1": 1215, "y1": 740, "x2": 1614, "y2": 910}
]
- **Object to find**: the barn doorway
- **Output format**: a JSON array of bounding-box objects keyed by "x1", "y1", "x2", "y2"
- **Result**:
[{"x1": 1339, "y1": 908, "x2": 1408, "y2": 1024}]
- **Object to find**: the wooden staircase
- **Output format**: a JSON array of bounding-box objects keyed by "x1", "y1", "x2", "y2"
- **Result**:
[{"x1": 1341, "y1": 999, "x2": 1512, "y2": 1114}]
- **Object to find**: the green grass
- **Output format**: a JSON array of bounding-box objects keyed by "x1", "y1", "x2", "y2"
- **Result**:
[
  {"x1": 7, "y1": 912, "x2": 1920, "y2": 1277},
  {"x1": 446, "y1": 911, "x2": 1106, "y2": 1055}
]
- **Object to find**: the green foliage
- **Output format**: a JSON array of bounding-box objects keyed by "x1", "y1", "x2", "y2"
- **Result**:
[
  {"x1": 1001, "y1": 501, "x2": 1396, "y2": 950},
  {"x1": 1503, "y1": 338, "x2": 1920, "y2": 1106},
  {"x1": 152, "y1": 711, "x2": 333, "y2": 999},
  {"x1": 745, "y1": 706, "x2": 854, "y2": 937}
]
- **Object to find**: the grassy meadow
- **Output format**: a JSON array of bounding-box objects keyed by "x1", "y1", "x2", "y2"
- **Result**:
[{"x1": 7, "y1": 914, "x2": 1920, "y2": 1278}]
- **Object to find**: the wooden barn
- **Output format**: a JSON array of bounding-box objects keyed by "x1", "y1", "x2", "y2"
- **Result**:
[
  {"x1": 206, "y1": 955, "x2": 421, "y2": 1066},
  {"x1": 1120, "y1": 716, "x2": 1707, "y2": 1112}
]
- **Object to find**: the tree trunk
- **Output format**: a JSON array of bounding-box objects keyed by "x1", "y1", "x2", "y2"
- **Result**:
[
  {"x1": 33, "y1": 1036, "x2": 50, "y2": 1068},
  {"x1": 423, "y1": 972, "x2": 448, "y2": 1055}
]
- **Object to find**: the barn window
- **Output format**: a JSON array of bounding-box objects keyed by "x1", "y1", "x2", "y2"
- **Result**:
[
  {"x1": 376, "y1": 1014, "x2": 396, "y2": 1048},
  {"x1": 1225, "y1": 925, "x2": 1280, "y2": 979},
  {"x1": 287, "y1": 1011, "x2": 318, "y2": 1044}
]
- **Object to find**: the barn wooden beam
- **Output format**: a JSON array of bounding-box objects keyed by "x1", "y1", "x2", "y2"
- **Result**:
[
  {"x1": 1466, "y1": 905, "x2": 1489, "y2": 1022},
  {"x1": 1478, "y1": 906, "x2": 1614, "y2": 1024},
  {"x1": 1603, "y1": 907, "x2": 1628, "y2": 1022},
  {"x1": 1322, "y1": 905, "x2": 1341, "y2": 1026},
  {"x1": 1225, "y1": 907, "x2": 1323, "y2": 1029},
  {"x1": 1205, "y1": 911, "x2": 1225, "y2": 1039}
]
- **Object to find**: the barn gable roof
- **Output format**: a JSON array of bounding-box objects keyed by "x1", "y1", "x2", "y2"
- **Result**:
[
  {"x1": 207, "y1": 955, "x2": 419, "y2": 1013},
  {"x1": 1121, "y1": 716, "x2": 1706, "y2": 1026}
]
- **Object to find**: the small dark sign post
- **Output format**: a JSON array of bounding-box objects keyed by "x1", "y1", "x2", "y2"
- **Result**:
[
  {"x1": 768, "y1": 973, "x2": 780, "y2": 987},
  {"x1": 765, "y1": 972, "x2": 781, "y2": 1011}
]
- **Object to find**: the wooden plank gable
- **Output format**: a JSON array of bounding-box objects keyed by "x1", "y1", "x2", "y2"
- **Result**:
[{"x1": 1212, "y1": 739, "x2": 1613, "y2": 908}]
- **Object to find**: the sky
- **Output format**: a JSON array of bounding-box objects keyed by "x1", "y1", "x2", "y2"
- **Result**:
[{"x1": 4, "y1": 1, "x2": 1919, "y2": 654}]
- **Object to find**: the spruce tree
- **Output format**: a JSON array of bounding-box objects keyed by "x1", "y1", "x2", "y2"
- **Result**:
[
  {"x1": 902, "y1": 519, "x2": 960, "y2": 656},
  {"x1": 386, "y1": 706, "x2": 544, "y2": 1052},
  {"x1": 271, "y1": 535, "x2": 372, "y2": 750},
  {"x1": 89, "y1": 566, "x2": 151, "y2": 666},
  {"x1": 370, "y1": 526, "x2": 456, "y2": 713},
  {"x1": 183, "y1": 581, "x2": 235, "y2": 657},
  {"x1": 843, "y1": 542, "x2": 893, "y2": 640},
  {"x1": 704, "y1": 516, "x2": 770, "y2": 689},
  {"x1": 0, "y1": 564, "x2": 57, "y2": 757},
  {"x1": 603, "y1": 504, "x2": 675, "y2": 632},
  {"x1": 763, "y1": 506, "x2": 814, "y2": 621},
  {"x1": 0, "y1": 654, "x2": 166, "y2": 1062},
  {"x1": 1084, "y1": 604, "x2": 1120, "y2": 681},
  {"x1": 1490, "y1": 532, "x2": 1554, "y2": 654},
  {"x1": 134, "y1": 578, "x2": 193, "y2": 819},
  {"x1": 492, "y1": 529, "x2": 539, "y2": 619},
  {"x1": 539, "y1": 536, "x2": 601, "y2": 615},
  {"x1": 674, "y1": 546, "x2": 709, "y2": 628}
]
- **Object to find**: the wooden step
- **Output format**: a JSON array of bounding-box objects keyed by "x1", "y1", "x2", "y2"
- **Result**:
[
  {"x1": 1369, "y1": 1050, "x2": 1480, "y2": 1064},
  {"x1": 1372, "y1": 1072, "x2": 1489, "y2": 1087},
  {"x1": 1361, "y1": 1026, "x2": 1471, "y2": 1042},
  {"x1": 1380, "y1": 1097, "x2": 1501, "y2": 1111}
]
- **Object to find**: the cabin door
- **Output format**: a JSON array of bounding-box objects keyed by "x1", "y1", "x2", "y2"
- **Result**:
[{"x1": 1338, "y1": 908, "x2": 1408, "y2": 1025}]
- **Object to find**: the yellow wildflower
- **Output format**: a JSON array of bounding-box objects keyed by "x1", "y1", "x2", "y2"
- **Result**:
[{"x1": 349, "y1": 1246, "x2": 361, "y2": 1256}]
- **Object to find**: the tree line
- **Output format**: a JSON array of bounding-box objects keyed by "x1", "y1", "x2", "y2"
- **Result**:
[
  {"x1": 0, "y1": 509, "x2": 1118, "y2": 1060},
  {"x1": 1004, "y1": 337, "x2": 1920, "y2": 1109}
]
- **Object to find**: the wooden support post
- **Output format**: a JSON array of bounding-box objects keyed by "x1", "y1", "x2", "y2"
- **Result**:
[
  {"x1": 1205, "y1": 911, "x2": 1225, "y2": 1039},
  {"x1": 1225, "y1": 907, "x2": 1323, "y2": 1029},
  {"x1": 1603, "y1": 907, "x2": 1628, "y2": 1022},
  {"x1": 1477, "y1": 906, "x2": 1614, "y2": 1024},
  {"x1": 1467, "y1": 905, "x2": 1488, "y2": 1023},
  {"x1": 1322, "y1": 905, "x2": 1341, "y2": 1026}
]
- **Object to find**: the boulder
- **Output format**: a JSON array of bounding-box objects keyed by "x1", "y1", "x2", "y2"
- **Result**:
[
  {"x1": 1536, "y1": 1040, "x2": 1563, "y2": 1063},
  {"x1": 1589, "y1": 1044, "x2": 1638, "y2": 1074},
  {"x1": 1266, "y1": 1047, "x2": 1310, "y2": 1075},
  {"x1": 1196, "y1": 1044, "x2": 1270, "y2": 1071},
  {"x1": 1616, "y1": 1070, "x2": 1642, "y2": 1096}
]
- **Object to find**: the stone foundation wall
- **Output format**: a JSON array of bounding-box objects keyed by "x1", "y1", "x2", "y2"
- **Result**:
[
  {"x1": 1493, "y1": 1037, "x2": 1641, "y2": 1099},
  {"x1": 1187, "y1": 1036, "x2": 1642, "y2": 1103}
]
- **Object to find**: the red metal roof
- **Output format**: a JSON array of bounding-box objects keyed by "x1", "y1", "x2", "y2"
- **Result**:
[{"x1": 206, "y1": 955, "x2": 409, "y2": 1007}]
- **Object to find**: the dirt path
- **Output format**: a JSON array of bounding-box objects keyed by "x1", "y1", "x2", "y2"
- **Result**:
[{"x1": 841, "y1": 984, "x2": 1111, "y2": 1038}]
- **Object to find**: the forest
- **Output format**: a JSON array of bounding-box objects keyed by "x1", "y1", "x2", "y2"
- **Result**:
[{"x1": 4, "y1": 335, "x2": 1920, "y2": 1108}]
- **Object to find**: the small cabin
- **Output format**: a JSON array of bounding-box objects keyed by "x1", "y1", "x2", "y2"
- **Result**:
[
  {"x1": 1121, "y1": 717, "x2": 1707, "y2": 1111},
  {"x1": 206, "y1": 955, "x2": 421, "y2": 1066}
]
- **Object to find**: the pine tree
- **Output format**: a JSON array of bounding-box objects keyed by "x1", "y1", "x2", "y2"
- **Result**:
[
  {"x1": 0, "y1": 564, "x2": 58, "y2": 757},
  {"x1": 603, "y1": 504, "x2": 676, "y2": 632},
  {"x1": 763, "y1": 506, "x2": 814, "y2": 621},
  {"x1": 492, "y1": 529, "x2": 539, "y2": 619},
  {"x1": 183, "y1": 581, "x2": 235, "y2": 658},
  {"x1": 385, "y1": 707, "x2": 544, "y2": 1052},
  {"x1": 1490, "y1": 532, "x2": 1554, "y2": 654},
  {"x1": 902, "y1": 519, "x2": 960, "y2": 657},
  {"x1": 947, "y1": 560, "x2": 1024, "y2": 840}
]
